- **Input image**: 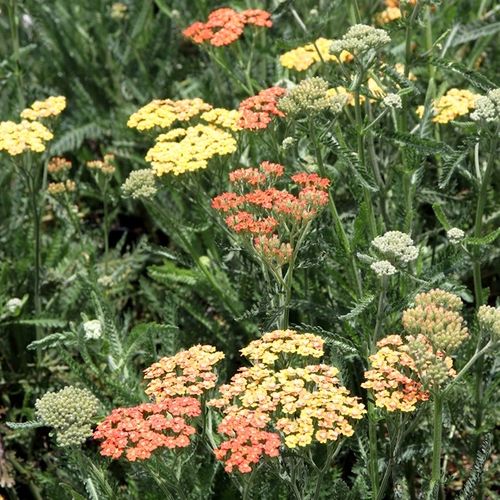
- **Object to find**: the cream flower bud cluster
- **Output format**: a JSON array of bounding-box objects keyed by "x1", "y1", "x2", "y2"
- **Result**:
[
  {"x1": 122, "y1": 169, "x2": 158, "y2": 199},
  {"x1": 383, "y1": 93, "x2": 402, "y2": 109},
  {"x1": 447, "y1": 227, "x2": 465, "y2": 244},
  {"x1": 477, "y1": 305, "x2": 500, "y2": 339},
  {"x1": 370, "y1": 260, "x2": 397, "y2": 277},
  {"x1": 471, "y1": 88, "x2": 500, "y2": 123},
  {"x1": 330, "y1": 24, "x2": 391, "y2": 55}
]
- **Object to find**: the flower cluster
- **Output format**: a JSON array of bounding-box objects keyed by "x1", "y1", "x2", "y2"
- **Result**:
[
  {"x1": 240, "y1": 329, "x2": 325, "y2": 366},
  {"x1": 83, "y1": 319, "x2": 102, "y2": 340},
  {"x1": 362, "y1": 335, "x2": 430, "y2": 412},
  {"x1": 477, "y1": 305, "x2": 500, "y2": 339},
  {"x1": 330, "y1": 24, "x2": 391, "y2": 56},
  {"x1": 35, "y1": 386, "x2": 100, "y2": 446},
  {"x1": 182, "y1": 8, "x2": 272, "y2": 47},
  {"x1": 375, "y1": 0, "x2": 417, "y2": 25},
  {"x1": 87, "y1": 154, "x2": 116, "y2": 175},
  {"x1": 371, "y1": 230, "x2": 418, "y2": 265},
  {"x1": 127, "y1": 98, "x2": 212, "y2": 131},
  {"x1": 214, "y1": 411, "x2": 281, "y2": 473},
  {"x1": 212, "y1": 163, "x2": 329, "y2": 266},
  {"x1": 403, "y1": 291, "x2": 468, "y2": 352},
  {"x1": 20, "y1": 96, "x2": 67, "y2": 121},
  {"x1": 47, "y1": 180, "x2": 76, "y2": 195},
  {"x1": 209, "y1": 330, "x2": 365, "y2": 472},
  {"x1": 146, "y1": 124, "x2": 237, "y2": 176},
  {"x1": 471, "y1": 88, "x2": 500, "y2": 123},
  {"x1": 144, "y1": 345, "x2": 225, "y2": 401},
  {"x1": 122, "y1": 169, "x2": 158, "y2": 199},
  {"x1": 279, "y1": 37, "x2": 352, "y2": 71},
  {"x1": 201, "y1": 108, "x2": 243, "y2": 132},
  {"x1": 47, "y1": 156, "x2": 72, "y2": 175},
  {"x1": 447, "y1": 227, "x2": 465, "y2": 244},
  {"x1": 278, "y1": 77, "x2": 347, "y2": 116},
  {"x1": 238, "y1": 87, "x2": 286, "y2": 130},
  {"x1": 0, "y1": 120, "x2": 53, "y2": 156},
  {"x1": 93, "y1": 398, "x2": 201, "y2": 461},
  {"x1": 383, "y1": 93, "x2": 402, "y2": 109},
  {"x1": 370, "y1": 260, "x2": 397, "y2": 277},
  {"x1": 416, "y1": 89, "x2": 478, "y2": 124}
]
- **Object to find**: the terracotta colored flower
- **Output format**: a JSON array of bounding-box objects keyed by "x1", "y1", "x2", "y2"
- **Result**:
[
  {"x1": 238, "y1": 87, "x2": 286, "y2": 130},
  {"x1": 93, "y1": 398, "x2": 201, "y2": 461}
]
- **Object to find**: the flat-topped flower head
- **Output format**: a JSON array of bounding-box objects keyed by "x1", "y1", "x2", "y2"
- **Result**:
[
  {"x1": 362, "y1": 335, "x2": 429, "y2": 412},
  {"x1": 200, "y1": 108, "x2": 242, "y2": 131},
  {"x1": 0, "y1": 120, "x2": 53, "y2": 156},
  {"x1": 122, "y1": 169, "x2": 158, "y2": 199},
  {"x1": 416, "y1": 89, "x2": 479, "y2": 124},
  {"x1": 93, "y1": 398, "x2": 201, "y2": 461},
  {"x1": 144, "y1": 344, "x2": 225, "y2": 400},
  {"x1": 127, "y1": 98, "x2": 212, "y2": 131},
  {"x1": 20, "y1": 96, "x2": 66, "y2": 121},
  {"x1": 371, "y1": 260, "x2": 397, "y2": 277},
  {"x1": 35, "y1": 386, "x2": 100, "y2": 446},
  {"x1": 471, "y1": 88, "x2": 500, "y2": 123},
  {"x1": 182, "y1": 8, "x2": 271, "y2": 47},
  {"x1": 447, "y1": 227, "x2": 465, "y2": 244},
  {"x1": 238, "y1": 87, "x2": 286, "y2": 130},
  {"x1": 330, "y1": 24, "x2": 391, "y2": 56},
  {"x1": 279, "y1": 37, "x2": 352, "y2": 71},
  {"x1": 240, "y1": 329, "x2": 325, "y2": 366},
  {"x1": 371, "y1": 230, "x2": 418, "y2": 265}
]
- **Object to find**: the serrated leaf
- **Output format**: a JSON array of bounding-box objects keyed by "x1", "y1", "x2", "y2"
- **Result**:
[
  {"x1": 6, "y1": 420, "x2": 44, "y2": 430},
  {"x1": 432, "y1": 204, "x2": 452, "y2": 230},
  {"x1": 465, "y1": 228, "x2": 500, "y2": 246},
  {"x1": 27, "y1": 331, "x2": 73, "y2": 351},
  {"x1": 339, "y1": 294, "x2": 375, "y2": 321}
]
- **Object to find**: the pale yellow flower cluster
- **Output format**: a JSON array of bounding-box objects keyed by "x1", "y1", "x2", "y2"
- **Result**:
[
  {"x1": 201, "y1": 108, "x2": 243, "y2": 132},
  {"x1": 0, "y1": 120, "x2": 53, "y2": 156},
  {"x1": 416, "y1": 89, "x2": 478, "y2": 124},
  {"x1": 146, "y1": 124, "x2": 237, "y2": 176},
  {"x1": 326, "y1": 78, "x2": 385, "y2": 106},
  {"x1": 47, "y1": 180, "x2": 76, "y2": 195},
  {"x1": 279, "y1": 38, "x2": 353, "y2": 71},
  {"x1": 20, "y1": 96, "x2": 67, "y2": 121},
  {"x1": 87, "y1": 154, "x2": 116, "y2": 175}
]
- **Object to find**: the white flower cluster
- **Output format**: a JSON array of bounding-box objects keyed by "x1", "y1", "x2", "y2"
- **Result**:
[
  {"x1": 383, "y1": 93, "x2": 402, "y2": 109},
  {"x1": 446, "y1": 227, "x2": 465, "y2": 244},
  {"x1": 371, "y1": 231, "x2": 418, "y2": 264},
  {"x1": 83, "y1": 319, "x2": 102, "y2": 340},
  {"x1": 5, "y1": 297, "x2": 23, "y2": 315},
  {"x1": 282, "y1": 136, "x2": 296, "y2": 150},
  {"x1": 471, "y1": 88, "x2": 500, "y2": 123},
  {"x1": 370, "y1": 260, "x2": 397, "y2": 277},
  {"x1": 330, "y1": 24, "x2": 391, "y2": 55},
  {"x1": 122, "y1": 169, "x2": 158, "y2": 199}
]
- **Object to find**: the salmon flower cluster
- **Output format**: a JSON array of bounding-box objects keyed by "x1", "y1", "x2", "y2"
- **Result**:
[
  {"x1": 128, "y1": 97, "x2": 241, "y2": 176},
  {"x1": 238, "y1": 87, "x2": 286, "y2": 130},
  {"x1": 144, "y1": 344, "x2": 225, "y2": 401},
  {"x1": 362, "y1": 335, "x2": 430, "y2": 412},
  {"x1": 183, "y1": 8, "x2": 272, "y2": 47},
  {"x1": 211, "y1": 163, "x2": 329, "y2": 266},
  {"x1": 416, "y1": 89, "x2": 479, "y2": 124},
  {"x1": 93, "y1": 398, "x2": 201, "y2": 461},
  {"x1": 209, "y1": 330, "x2": 365, "y2": 472},
  {"x1": 280, "y1": 37, "x2": 353, "y2": 71},
  {"x1": 375, "y1": 0, "x2": 417, "y2": 25}
]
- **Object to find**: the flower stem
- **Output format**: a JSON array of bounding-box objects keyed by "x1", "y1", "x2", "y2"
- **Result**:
[
  {"x1": 429, "y1": 394, "x2": 443, "y2": 499},
  {"x1": 367, "y1": 397, "x2": 380, "y2": 499}
]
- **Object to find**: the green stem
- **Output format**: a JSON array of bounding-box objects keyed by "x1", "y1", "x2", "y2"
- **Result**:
[
  {"x1": 103, "y1": 186, "x2": 110, "y2": 272},
  {"x1": 7, "y1": 0, "x2": 25, "y2": 108},
  {"x1": 313, "y1": 440, "x2": 343, "y2": 499},
  {"x1": 429, "y1": 394, "x2": 443, "y2": 499},
  {"x1": 367, "y1": 397, "x2": 380, "y2": 499}
]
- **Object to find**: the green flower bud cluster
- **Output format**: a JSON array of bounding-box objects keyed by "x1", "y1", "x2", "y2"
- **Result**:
[
  {"x1": 414, "y1": 289, "x2": 463, "y2": 312},
  {"x1": 470, "y1": 88, "x2": 500, "y2": 123},
  {"x1": 35, "y1": 386, "x2": 100, "y2": 447},
  {"x1": 403, "y1": 335, "x2": 456, "y2": 388},
  {"x1": 477, "y1": 305, "x2": 500, "y2": 339},
  {"x1": 278, "y1": 78, "x2": 346, "y2": 116},
  {"x1": 122, "y1": 169, "x2": 158, "y2": 199},
  {"x1": 371, "y1": 230, "x2": 418, "y2": 265},
  {"x1": 403, "y1": 290, "x2": 468, "y2": 352},
  {"x1": 330, "y1": 24, "x2": 391, "y2": 56}
]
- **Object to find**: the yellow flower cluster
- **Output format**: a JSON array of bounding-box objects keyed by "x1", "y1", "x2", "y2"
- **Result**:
[
  {"x1": 362, "y1": 335, "x2": 430, "y2": 412},
  {"x1": 200, "y1": 108, "x2": 242, "y2": 131},
  {"x1": 0, "y1": 120, "x2": 53, "y2": 156},
  {"x1": 127, "y1": 98, "x2": 212, "y2": 131},
  {"x1": 47, "y1": 180, "x2": 76, "y2": 195},
  {"x1": 416, "y1": 89, "x2": 478, "y2": 124},
  {"x1": 326, "y1": 78, "x2": 385, "y2": 106},
  {"x1": 20, "y1": 96, "x2": 67, "y2": 121},
  {"x1": 240, "y1": 329, "x2": 324, "y2": 366},
  {"x1": 376, "y1": 6, "x2": 402, "y2": 24},
  {"x1": 279, "y1": 37, "x2": 353, "y2": 71},
  {"x1": 146, "y1": 124, "x2": 237, "y2": 176},
  {"x1": 144, "y1": 344, "x2": 225, "y2": 400},
  {"x1": 209, "y1": 330, "x2": 365, "y2": 449},
  {"x1": 87, "y1": 154, "x2": 116, "y2": 175}
]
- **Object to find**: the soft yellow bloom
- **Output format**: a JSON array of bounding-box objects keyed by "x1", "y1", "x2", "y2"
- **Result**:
[
  {"x1": 21, "y1": 96, "x2": 66, "y2": 121},
  {"x1": 146, "y1": 124, "x2": 237, "y2": 176},
  {"x1": 416, "y1": 89, "x2": 478, "y2": 123},
  {"x1": 87, "y1": 154, "x2": 116, "y2": 175},
  {"x1": 47, "y1": 180, "x2": 76, "y2": 195},
  {"x1": 279, "y1": 37, "x2": 353, "y2": 71},
  {"x1": 376, "y1": 6, "x2": 402, "y2": 24},
  {"x1": 127, "y1": 98, "x2": 212, "y2": 130},
  {"x1": 0, "y1": 120, "x2": 53, "y2": 156},
  {"x1": 201, "y1": 108, "x2": 242, "y2": 131}
]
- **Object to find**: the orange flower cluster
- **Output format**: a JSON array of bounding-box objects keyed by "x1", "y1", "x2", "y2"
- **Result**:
[
  {"x1": 212, "y1": 162, "x2": 329, "y2": 266},
  {"x1": 214, "y1": 411, "x2": 281, "y2": 473},
  {"x1": 209, "y1": 330, "x2": 365, "y2": 472},
  {"x1": 144, "y1": 345, "x2": 225, "y2": 401},
  {"x1": 362, "y1": 335, "x2": 429, "y2": 412},
  {"x1": 93, "y1": 398, "x2": 201, "y2": 461},
  {"x1": 183, "y1": 8, "x2": 272, "y2": 47},
  {"x1": 238, "y1": 87, "x2": 286, "y2": 130}
]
